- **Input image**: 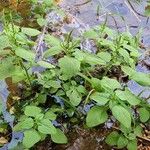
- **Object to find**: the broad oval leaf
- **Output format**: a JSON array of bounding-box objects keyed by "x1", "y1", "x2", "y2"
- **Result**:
[
  {"x1": 86, "y1": 106, "x2": 108, "y2": 127},
  {"x1": 59, "y1": 56, "x2": 80, "y2": 79},
  {"x1": 117, "y1": 135, "x2": 128, "y2": 149},
  {"x1": 22, "y1": 27, "x2": 41, "y2": 36},
  {"x1": 105, "y1": 131, "x2": 119, "y2": 146},
  {"x1": 51, "y1": 129, "x2": 67, "y2": 144},
  {"x1": 15, "y1": 48, "x2": 35, "y2": 62},
  {"x1": 24, "y1": 106, "x2": 41, "y2": 117},
  {"x1": 115, "y1": 89, "x2": 141, "y2": 105},
  {"x1": 37, "y1": 60, "x2": 55, "y2": 69},
  {"x1": 112, "y1": 105, "x2": 131, "y2": 128},
  {"x1": 139, "y1": 108, "x2": 150, "y2": 123},
  {"x1": 23, "y1": 129, "x2": 41, "y2": 148},
  {"x1": 13, "y1": 118, "x2": 34, "y2": 131},
  {"x1": 38, "y1": 119, "x2": 57, "y2": 134},
  {"x1": 101, "y1": 77, "x2": 121, "y2": 91},
  {"x1": 90, "y1": 92, "x2": 110, "y2": 105}
]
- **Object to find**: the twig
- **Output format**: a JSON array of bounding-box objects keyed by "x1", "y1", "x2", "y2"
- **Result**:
[
  {"x1": 127, "y1": 0, "x2": 147, "y2": 17},
  {"x1": 74, "y1": 0, "x2": 92, "y2": 7},
  {"x1": 124, "y1": 0, "x2": 141, "y2": 22}
]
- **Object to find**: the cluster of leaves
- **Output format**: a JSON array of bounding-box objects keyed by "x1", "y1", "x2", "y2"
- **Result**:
[{"x1": 0, "y1": 1, "x2": 150, "y2": 149}]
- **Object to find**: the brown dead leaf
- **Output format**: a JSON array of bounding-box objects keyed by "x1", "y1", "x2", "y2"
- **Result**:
[{"x1": 0, "y1": 137, "x2": 8, "y2": 144}]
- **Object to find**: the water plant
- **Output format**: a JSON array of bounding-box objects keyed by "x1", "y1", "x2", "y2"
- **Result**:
[{"x1": 0, "y1": 0, "x2": 150, "y2": 149}]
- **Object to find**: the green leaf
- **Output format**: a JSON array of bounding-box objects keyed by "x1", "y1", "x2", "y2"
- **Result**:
[
  {"x1": 134, "y1": 125, "x2": 142, "y2": 136},
  {"x1": 45, "y1": 34, "x2": 60, "y2": 47},
  {"x1": 101, "y1": 77, "x2": 121, "y2": 91},
  {"x1": 0, "y1": 58, "x2": 16, "y2": 80},
  {"x1": 37, "y1": 17, "x2": 47, "y2": 27},
  {"x1": 145, "y1": 5, "x2": 150, "y2": 16},
  {"x1": 91, "y1": 78, "x2": 102, "y2": 92},
  {"x1": 43, "y1": 46, "x2": 62, "y2": 57},
  {"x1": 51, "y1": 129, "x2": 67, "y2": 144},
  {"x1": 127, "y1": 140, "x2": 137, "y2": 150},
  {"x1": 83, "y1": 29, "x2": 98, "y2": 39},
  {"x1": 66, "y1": 89, "x2": 82, "y2": 106},
  {"x1": 112, "y1": 105, "x2": 131, "y2": 128},
  {"x1": 115, "y1": 89, "x2": 141, "y2": 105},
  {"x1": 24, "y1": 106, "x2": 41, "y2": 117},
  {"x1": 117, "y1": 135, "x2": 128, "y2": 149},
  {"x1": 84, "y1": 54, "x2": 106, "y2": 65},
  {"x1": 23, "y1": 129, "x2": 41, "y2": 148},
  {"x1": 131, "y1": 72, "x2": 150, "y2": 86},
  {"x1": 13, "y1": 118, "x2": 34, "y2": 131},
  {"x1": 44, "y1": 110, "x2": 57, "y2": 120},
  {"x1": 139, "y1": 108, "x2": 150, "y2": 123},
  {"x1": 121, "y1": 66, "x2": 150, "y2": 86},
  {"x1": 22, "y1": 27, "x2": 41, "y2": 36},
  {"x1": 49, "y1": 80, "x2": 61, "y2": 89},
  {"x1": 105, "y1": 131, "x2": 119, "y2": 146},
  {"x1": 37, "y1": 61, "x2": 55, "y2": 69},
  {"x1": 119, "y1": 48, "x2": 130, "y2": 62},
  {"x1": 86, "y1": 106, "x2": 108, "y2": 127},
  {"x1": 90, "y1": 92, "x2": 110, "y2": 105},
  {"x1": 59, "y1": 56, "x2": 80, "y2": 79},
  {"x1": 15, "y1": 48, "x2": 35, "y2": 62},
  {"x1": 97, "y1": 52, "x2": 111, "y2": 63},
  {"x1": 0, "y1": 35, "x2": 10, "y2": 50},
  {"x1": 38, "y1": 119, "x2": 57, "y2": 134}
]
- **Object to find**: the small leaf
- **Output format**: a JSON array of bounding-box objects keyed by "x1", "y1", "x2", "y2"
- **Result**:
[
  {"x1": 66, "y1": 89, "x2": 82, "y2": 106},
  {"x1": 83, "y1": 29, "x2": 98, "y2": 39},
  {"x1": 112, "y1": 105, "x2": 131, "y2": 128},
  {"x1": 51, "y1": 129, "x2": 67, "y2": 144},
  {"x1": 134, "y1": 125, "x2": 142, "y2": 136},
  {"x1": 13, "y1": 118, "x2": 34, "y2": 131},
  {"x1": 145, "y1": 5, "x2": 150, "y2": 16},
  {"x1": 45, "y1": 34, "x2": 60, "y2": 47},
  {"x1": 127, "y1": 140, "x2": 137, "y2": 150},
  {"x1": 101, "y1": 77, "x2": 121, "y2": 91},
  {"x1": 117, "y1": 135, "x2": 128, "y2": 149},
  {"x1": 24, "y1": 106, "x2": 41, "y2": 117},
  {"x1": 38, "y1": 119, "x2": 57, "y2": 134},
  {"x1": 115, "y1": 89, "x2": 141, "y2": 106},
  {"x1": 23, "y1": 129, "x2": 41, "y2": 148},
  {"x1": 121, "y1": 66, "x2": 150, "y2": 86},
  {"x1": 90, "y1": 92, "x2": 110, "y2": 105},
  {"x1": 37, "y1": 17, "x2": 47, "y2": 27},
  {"x1": 0, "y1": 35, "x2": 10, "y2": 50},
  {"x1": 37, "y1": 61, "x2": 55, "y2": 69},
  {"x1": 15, "y1": 48, "x2": 35, "y2": 62},
  {"x1": 43, "y1": 46, "x2": 62, "y2": 57},
  {"x1": 59, "y1": 56, "x2": 80, "y2": 79},
  {"x1": 86, "y1": 106, "x2": 108, "y2": 127},
  {"x1": 105, "y1": 131, "x2": 119, "y2": 146},
  {"x1": 97, "y1": 52, "x2": 111, "y2": 63},
  {"x1": 139, "y1": 108, "x2": 150, "y2": 123},
  {"x1": 91, "y1": 78, "x2": 102, "y2": 92},
  {"x1": 22, "y1": 27, "x2": 41, "y2": 36},
  {"x1": 44, "y1": 110, "x2": 57, "y2": 120}
]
